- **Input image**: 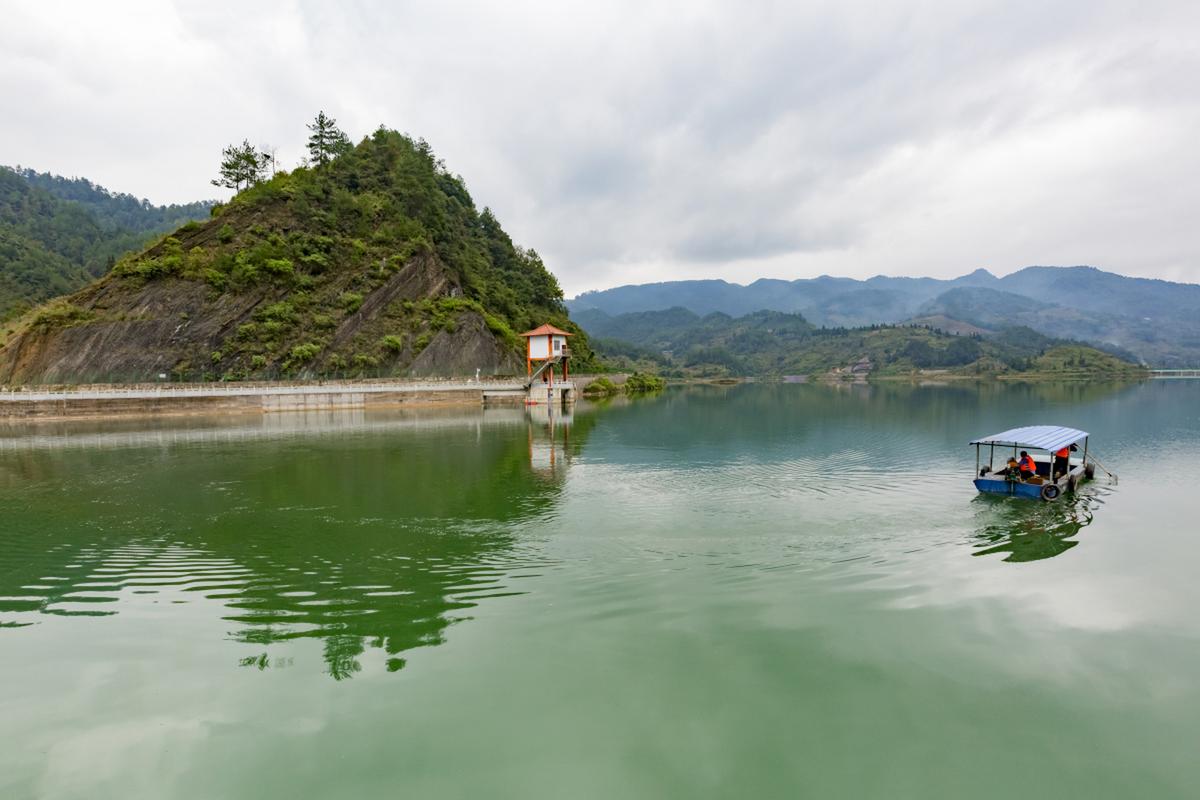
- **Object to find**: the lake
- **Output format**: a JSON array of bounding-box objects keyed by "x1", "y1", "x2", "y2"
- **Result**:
[{"x1": 2, "y1": 380, "x2": 1198, "y2": 799}]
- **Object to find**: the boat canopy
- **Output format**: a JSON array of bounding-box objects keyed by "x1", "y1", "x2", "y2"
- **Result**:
[{"x1": 969, "y1": 425, "x2": 1088, "y2": 452}]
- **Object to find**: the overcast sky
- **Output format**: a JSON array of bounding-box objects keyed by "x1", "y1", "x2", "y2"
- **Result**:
[{"x1": 3, "y1": 1, "x2": 1199, "y2": 295}]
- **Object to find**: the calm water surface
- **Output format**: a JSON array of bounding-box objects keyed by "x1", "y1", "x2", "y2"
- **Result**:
[{"x1": 2, "y1": 381, "x2": 1198, "y2": 798}]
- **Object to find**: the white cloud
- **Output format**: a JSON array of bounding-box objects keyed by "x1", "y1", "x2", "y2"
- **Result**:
[{"x1": 2, "y1": 0, "x2": 1198, "y2": 294}]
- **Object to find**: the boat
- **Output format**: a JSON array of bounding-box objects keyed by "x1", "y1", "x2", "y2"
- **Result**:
[{"x1": 970, "y1": 425, "x2": 1097, "y2": 501}]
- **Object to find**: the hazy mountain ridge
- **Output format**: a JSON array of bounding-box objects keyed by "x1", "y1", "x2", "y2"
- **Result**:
[
  {"x1": 569, "y1": 266, "x2": 1200, "y2": 366},
  {"x1": 577, "y1": 306, "x2": 1143, "y2": 380}
]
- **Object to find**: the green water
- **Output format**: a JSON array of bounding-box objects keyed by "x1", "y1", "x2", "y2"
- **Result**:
[{"x1": 2, "y1": 381, "x2": 1199, "y2": 799}]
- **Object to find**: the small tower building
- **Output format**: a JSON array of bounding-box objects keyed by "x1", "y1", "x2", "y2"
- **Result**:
[{"x1": 519, "y1": 324, "x2": 572, "y2": 381}]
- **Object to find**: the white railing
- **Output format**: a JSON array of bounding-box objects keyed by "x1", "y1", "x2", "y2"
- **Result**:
[{"x1": 0, "y1": 378, "x2": 543, "y2": 403}]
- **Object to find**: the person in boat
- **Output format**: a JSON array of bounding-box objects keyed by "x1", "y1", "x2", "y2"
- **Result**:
[
  {"x1": 1018, "y1": 451, "x2": 1037, "y2": 481},
  {"x1": 1005, "y1": 456, "x2": 1021, "y2": 480},
  {"x1": 1053, "y1": 445, "x2": 1076, "y2": 479}
]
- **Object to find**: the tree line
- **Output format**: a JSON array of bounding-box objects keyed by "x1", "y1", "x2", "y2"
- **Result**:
[{"x1": 212, "y1": 111, "x2": 353, "y2": 191}]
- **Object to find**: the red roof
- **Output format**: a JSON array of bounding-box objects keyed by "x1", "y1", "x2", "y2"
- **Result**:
[{"x1": 519, "y1": 324, "x2": 573, "y2": 337}]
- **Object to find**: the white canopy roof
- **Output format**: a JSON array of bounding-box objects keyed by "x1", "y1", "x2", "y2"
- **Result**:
[{"x1": 969, "y1": 425, "x2": 1088, "y2": 452}]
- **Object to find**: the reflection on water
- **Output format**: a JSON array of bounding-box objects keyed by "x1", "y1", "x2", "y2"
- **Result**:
[
  {"x1": 0, "y1": 406, "x2": 591, "y2": 679},
  {"x1": 3, "y1": 381, "x2": 1200, "y2": 799},
  {"x1": 970, "y1": 490, "x2": 1102, "y2": 562},
  {"x1": 526, "y1": 403, "x2": 577, "y2": 478}
]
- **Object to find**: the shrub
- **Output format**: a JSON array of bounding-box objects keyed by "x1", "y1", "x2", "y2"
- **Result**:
[
  {"x1": 218, "y1": 224, "x2": 235, "y2": 243},
  {"x1": 250, "y1": 354, "x2": 268, "y2": 369},
  {"x1": 204, "y1": 268, "x2": 227, "y2": 291},
  {"x1": 483, "y1": 312, "x2": 520, "y2": 350},
  {"x1": 118, "y1": 254, "x2": 181, "y2": 281},
  {"x1": 340, "y1": 292, "x2": 364, "y2": 313},
  {"x1": 30, "y1": 302, "x2": 95, "y2": 331},
  {"x1": 230, "y1": 250, "x2": 263, "y2": 284},
  {"x1": 380, "y1": 334, "x2": 405, "y2": 353},
  {"x1": 299, "y1": 252, "x2": 329, "y2": 272},
  {"x1": 263, "y1": 258, "x2": 294, "y2": 278},
  {"x1": 582, "y1": 376, "x2": 618, "y2": 397},
  {"x1": 256, "y1": 302, "x2": 295, "y2": 323},
  {"x1": 352, "y1": 353, "x2": 379, "y2": 368},
  {"x1": 288, "y1": 342, "x2": 321, "y2": 363},
  {"x1": 624, "y1": 372, "x2": 666, "y2": 393},
  {"x1": 184, "y1": 246, "x2": 208, "y2": 274}
]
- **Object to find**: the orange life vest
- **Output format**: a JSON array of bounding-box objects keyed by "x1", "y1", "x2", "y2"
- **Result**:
[
  {"x1": 1019, "y1": 456, "x2": 1035, "y2": 473},
  {"x1": 1056, "y1": 447, "x2": 1070, "y2": 458}
]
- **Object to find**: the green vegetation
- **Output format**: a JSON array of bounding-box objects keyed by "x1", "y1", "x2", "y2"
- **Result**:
[
  {"x1": 581, "y1": 376, "x2": 618, "y2": 397},
  {"x1": 306, "y1": 111, "x2": 353, "y2": 167},
  {"x1": 10, "y1": 168, "x2": 214, "y2": 235},
  {"x1": 0, "y1": 166, "x2": 213, "y2": 320},
  {"x1": 582, "y1": 372, "x2": 665, "y2": 397},
  {"x1": 582, "y1": 307, "x2": 1145, "y2": 380},
  {"x1": 28, "y1": 300, "x2": 95, "y2": 331},
  {"x1": 1024, "y1": 345, "x2": 1146, "y2": 379},
  {"x1": 212, "y1": 140, "x2": 271, "y2": 192},
  {"x1": 571, "y1": 265, "x2": 1200, "y2": 368},
  {"x1": 624, "y1": 372, "x2": 666, "y2": 393},
  {"x1": 1, "y1": 117, "x2": 595, "y2": 382}
]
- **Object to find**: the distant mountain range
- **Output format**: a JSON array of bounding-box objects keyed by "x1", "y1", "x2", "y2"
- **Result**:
[
  {"x1": 568, "y1": 267, "x2": 1200, "y2": 367},
  {"x1": 580, "y1": 306, "x2": 1143, "y2": 380},
  {"x1": 0, "y1": 167, "x2": 215, "y2": 321}
]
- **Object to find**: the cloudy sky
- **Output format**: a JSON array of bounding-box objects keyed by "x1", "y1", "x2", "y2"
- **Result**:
[{"x1": 3, "y1": 1, "x2": 1199, "y2": 295}]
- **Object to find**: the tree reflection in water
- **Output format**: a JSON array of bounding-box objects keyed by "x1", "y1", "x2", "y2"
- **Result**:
[{"x1": 0, "y1": 407, "x2": 595, "y2": 680}]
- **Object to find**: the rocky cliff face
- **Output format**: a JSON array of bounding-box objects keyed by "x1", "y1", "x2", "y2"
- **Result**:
[
  {"x1": 0, "y1": 129, "x2": 582, "y2": 384},
  {"x1": 0, "y1": 250, "x2": 519, "y2": 384}
]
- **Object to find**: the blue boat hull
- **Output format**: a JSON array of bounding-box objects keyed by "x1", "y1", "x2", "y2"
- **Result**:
[{"x1": 974, "y1": 477, "x2": 1051, "y2": 500}]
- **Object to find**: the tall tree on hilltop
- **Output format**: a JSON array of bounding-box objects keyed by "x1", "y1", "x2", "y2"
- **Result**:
[
  {"x1": 306, "y1": 111, "x2": 352, "y2": 167},
  {"x1": 212, "y1": 140, "x2": 268, "y2": 192}
]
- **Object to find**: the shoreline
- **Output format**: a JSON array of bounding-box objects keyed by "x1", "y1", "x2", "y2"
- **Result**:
[
  {"x1": 0, "y1": 369, "x2": 1166, "y2": 422},
  {"x1": 0, "y1": 377, "x2": 545, "y2": 421}
]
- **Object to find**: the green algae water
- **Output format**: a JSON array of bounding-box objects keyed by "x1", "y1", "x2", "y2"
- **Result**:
[{"x1": 2, "y1": 381, "x2": 1199, "y2": 799}]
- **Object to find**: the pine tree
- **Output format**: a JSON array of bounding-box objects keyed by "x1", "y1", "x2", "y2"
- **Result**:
[
  {"x1": 306, "y1": 111, "x2": 352, "y2": 167},
  {"x1": 212, "y1": 140, "x2": 268, "y2": 192}
]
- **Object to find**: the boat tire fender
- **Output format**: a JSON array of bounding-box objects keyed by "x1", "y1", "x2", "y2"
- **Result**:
[{"x1": 1040, "y1": 484, "x2": 1061, "y2": 501}]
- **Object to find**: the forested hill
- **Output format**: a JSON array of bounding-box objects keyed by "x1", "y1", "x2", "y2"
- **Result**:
[
  {"x1": 12, "y1": 168, "x2": 215, "y2": 235},
  {"x1": 569, "y1": 267, "x2": 1200, "y2": 367},
  {"x1": 0, "y1": 124, "x2": 591, "y2": 384},
  {"x1": 0, "y1": 167, "x2": 214, "y2": 321},
  {"x1": 579, "y1": 306, "x2": 1146, "y2": 380}
]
